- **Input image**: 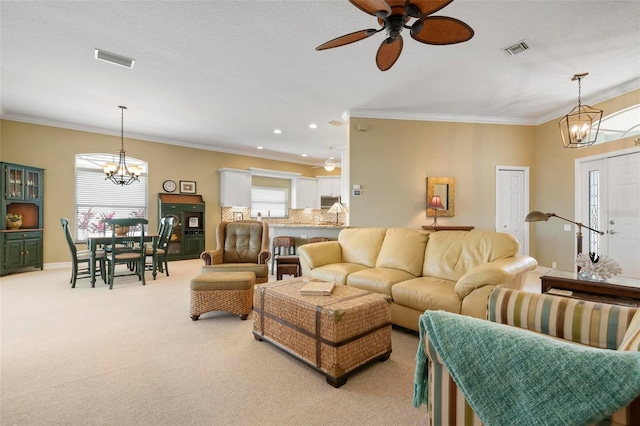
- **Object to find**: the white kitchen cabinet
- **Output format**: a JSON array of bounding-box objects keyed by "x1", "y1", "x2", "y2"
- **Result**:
[
  {"x1": 317, "y1": 176, "x2": 341, "y2": 196},
  {"x1": 291, "y1": 177, "x2": 317, "y2": 209},
  {"x1": 219, "y1": 168, "x2": 251, "y2": 207}
]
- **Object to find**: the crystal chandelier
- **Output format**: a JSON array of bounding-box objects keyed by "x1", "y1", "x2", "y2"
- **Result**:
[
  {"x1": 103, "y1": 106, "x2": 141, "y2": 185},
  {"x1": 558, "y1": 73, "x2": 603, "y2": 148}
]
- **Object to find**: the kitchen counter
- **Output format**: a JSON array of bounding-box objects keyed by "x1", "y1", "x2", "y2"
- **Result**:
[{"x1": 268, "y1": 223, "x2": 346, "y2": 229}]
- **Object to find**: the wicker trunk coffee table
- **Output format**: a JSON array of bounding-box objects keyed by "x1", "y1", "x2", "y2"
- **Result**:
[{"x1": 253, "y1": 278, "x2": 392, "y2": 387}]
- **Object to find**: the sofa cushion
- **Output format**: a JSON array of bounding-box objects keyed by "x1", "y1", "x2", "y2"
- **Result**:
[
  {"x1": 423, "y1": 231, "x2": 520, "y2": 282},
  {"x1": 392, "y1": 277, "x2": 461, "y2": 314},
  {"x1": 338, "y1": 227, "x2": 387, "y2": 267},
  {"x1": 305, "y1": 263, "x2": 369, "y2": 286},
  {"x1": 347, "y1": 268, "x2": 417, "y2": 296},
  {"x1": 202, "y1": 263, "x2": 268, "y2": 279},
  {"x1": 375, "y1": 228, "x2": 429, "y2": 276}
]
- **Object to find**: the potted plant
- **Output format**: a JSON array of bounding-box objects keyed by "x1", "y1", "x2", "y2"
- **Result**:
[{"x1": 6, "y1": 213, "x2": 22, "y2": 230}]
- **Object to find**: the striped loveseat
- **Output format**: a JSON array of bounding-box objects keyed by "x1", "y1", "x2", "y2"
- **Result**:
[{"x1": 419, "y1": 287, "x2": 640, "y2": 425}]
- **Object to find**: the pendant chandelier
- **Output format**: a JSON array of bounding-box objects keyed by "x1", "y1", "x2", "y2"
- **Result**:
[
  {"x1": 558, "y1": 73, "x2": 603, "y2": 148},
  {"x1": 103, "y1": 105, "x2": 141, "y2": 185}
]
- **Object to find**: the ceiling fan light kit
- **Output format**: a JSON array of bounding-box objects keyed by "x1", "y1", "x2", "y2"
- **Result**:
[{"x1": 316, "y1": 0, "x2": 474, "y2": 71}]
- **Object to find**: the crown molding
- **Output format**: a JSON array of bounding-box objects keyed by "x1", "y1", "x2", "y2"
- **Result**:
[
  {"x1": 343, "y1": 109, "x2": 537, "y2": 126},
  {"x1": 0, "y1": 113, "x2": 322, "y2": 166}
]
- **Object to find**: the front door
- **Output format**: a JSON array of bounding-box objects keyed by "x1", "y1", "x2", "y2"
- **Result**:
[{"x1": 579, "y1": 151, "x2": 640, "y2": 278}]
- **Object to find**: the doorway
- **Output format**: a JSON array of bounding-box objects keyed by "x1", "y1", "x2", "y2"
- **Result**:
[
  {"x1": 495, "y1": 166, "x2": 529, "y2": 256},
  {"x1": 577, "y1": 149, "x2": 640, "y2": 278}
]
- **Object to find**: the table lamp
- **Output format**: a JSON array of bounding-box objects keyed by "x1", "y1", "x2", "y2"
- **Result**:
[
  {"x1": 428, "y1": 195, "x2": 444, "y2": 226},
  {"x1": 327, "y1": 202, "x2": 347, "y2": 224}
]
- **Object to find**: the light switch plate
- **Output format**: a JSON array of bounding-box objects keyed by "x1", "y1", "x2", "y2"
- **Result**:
[{"x1": 564, "y1": 224, "x2": 571, "y2": 231}]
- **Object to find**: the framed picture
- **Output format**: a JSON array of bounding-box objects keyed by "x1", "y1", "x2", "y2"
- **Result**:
[
  {"x1": 233, "y1": 211, "x2": 243, "y2": 221},
  {"x1": 188, "y1": 217, "x2": 199, "y2": 228},
  {"x1": 180, "y1": 180, "x2": 196, "y2": 194}
]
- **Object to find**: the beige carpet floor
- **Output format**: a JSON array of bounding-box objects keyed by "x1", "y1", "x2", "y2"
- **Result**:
[{"x1": 1, "y1": 260, "x2": 427, "y2": 425}]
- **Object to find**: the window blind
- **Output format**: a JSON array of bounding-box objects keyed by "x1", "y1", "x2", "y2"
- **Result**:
[
  {"x1": 251, "y1": 186, "x2": 287, "y2": 218},
  {"x1": 75, "y1": 154, "x2": 148, "y2": 241}
]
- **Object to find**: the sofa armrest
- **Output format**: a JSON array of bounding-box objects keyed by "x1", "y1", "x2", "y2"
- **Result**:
[
  {"x1": 298, "y1": 241, "x2": 342, "y2": 272},
  {"x1": 455, "y1": 256, "x2": 538, "y2": 298},
  {"x1": 488, "y1": 288, "x2": 639, "y2": 350},
  {"x1": 258, "y1": 249, "x2": 271, "y2": 265},
  {"x1": 200, "y1": 249, "x2": 223, "y2": 265}
]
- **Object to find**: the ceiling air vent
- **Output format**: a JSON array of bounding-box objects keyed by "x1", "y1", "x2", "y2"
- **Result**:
[
  {"x1": 502, "y1": 40, "x2": 531, "y2": 56},
  {"x1": 95, "y1": 49, "x2": 135, "y2": 69}
]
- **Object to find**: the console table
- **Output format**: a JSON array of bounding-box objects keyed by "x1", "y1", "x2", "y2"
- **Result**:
[
  {"x1": 541, "y1": 270, "x2": 640, "y2": 307},
  {"x1": 421, "y1": 226, "x2": 474, "y2": 232}
]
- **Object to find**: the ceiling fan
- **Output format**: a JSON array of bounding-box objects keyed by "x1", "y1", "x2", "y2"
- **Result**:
[
  {"x1": 316, "y1": 0, "x2": 474, "y2": 71},
  {"x1": 312, "y1": 147, "x2": 339, "y2": 171}
]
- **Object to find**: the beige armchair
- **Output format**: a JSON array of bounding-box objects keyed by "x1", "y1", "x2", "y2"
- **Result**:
[{"x1": 200, "y1": 220, "x2": 271, "y2": 284}]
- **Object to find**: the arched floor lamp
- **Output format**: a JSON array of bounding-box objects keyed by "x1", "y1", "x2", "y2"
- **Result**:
[{"x1": 525, "y1": 211, "x2": 604, "y2": 257}]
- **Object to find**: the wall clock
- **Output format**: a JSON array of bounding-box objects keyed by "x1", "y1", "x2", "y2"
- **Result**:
[{"x1": 162, "y1": 180, "x2": 177, "y2": 193}]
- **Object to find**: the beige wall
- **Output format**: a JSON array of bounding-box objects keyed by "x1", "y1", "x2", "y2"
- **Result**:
[
  {"x1": 532, "y1": 89, "x2": 640, "y2": 270},
  {"x1": 0, "y1": 120, "x2": 335, "y2": 263},
  {"x1": 2, "y1": 88, "x2": 638, "y2": 270},
  {"x1": 347, "y1": 118, "x2": 536, "y2": 230}
]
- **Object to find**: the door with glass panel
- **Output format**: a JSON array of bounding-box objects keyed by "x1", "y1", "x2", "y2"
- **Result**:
[{"x1": 579, "y1": 152, "x2": 640, "y2": 278}]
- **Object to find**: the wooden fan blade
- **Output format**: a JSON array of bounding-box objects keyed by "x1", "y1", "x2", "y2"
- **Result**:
[
  {"x1": 410, "y1": 16, "x2": 474, "y2": 45},
  {"x1": 349, "y1": 0, "x2": 391, "y2": 17},
  {"x1": 376, "y1": 36, "x2": 403, "y2": 71},
  {"x1": 407, "y1": 0, "x2": 454, "y2": 17},
  {"x1": 316, "y1": 29, "x2": 379, "y2": 50}
]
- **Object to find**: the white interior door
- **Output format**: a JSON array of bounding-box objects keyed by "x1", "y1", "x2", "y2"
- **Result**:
[
  {"x1": 496, "y1": 167, "x2": 529, "y2": 256},
  {"x1": 579, "y1": 152, "x2": 640, "y2": 278}
]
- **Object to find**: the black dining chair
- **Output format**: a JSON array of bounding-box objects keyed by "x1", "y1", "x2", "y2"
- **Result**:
[
  {"x1": 105, "y1": 218, "x2": 148, "y2": 289},
  {"x1": 144, "y1": 216, "x2": 175, "y2": 279},
  {"x1": 60, "y1": 217, "x2": 106, "y2": 288}
]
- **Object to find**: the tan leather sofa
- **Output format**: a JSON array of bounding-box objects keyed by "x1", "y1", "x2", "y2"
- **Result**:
[{"x1": 297, "y1": 227, "x2": 537, "y2": 331}]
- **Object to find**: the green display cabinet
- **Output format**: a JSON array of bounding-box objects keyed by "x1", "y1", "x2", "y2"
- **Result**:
[
  {"x1": 1, "y1": 162, "x2": 45, "y2": 276},
  {"x1": 158, "y1": 193, "x2": 205, "y2": 260}
]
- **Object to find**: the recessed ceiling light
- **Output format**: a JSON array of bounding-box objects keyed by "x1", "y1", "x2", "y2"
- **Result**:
[
  {"x1": 301, "y1": 154, "x2": 307, "y2": 157},
  {"x1": 257, "y1": 146, "x2": 263, "y2": 150},
  {"x1": 273, "y1": 129, "x2": 282, "y2": 134},
  {"x1": 309, "y1": 123, "x2": 317, "y2": 129}
]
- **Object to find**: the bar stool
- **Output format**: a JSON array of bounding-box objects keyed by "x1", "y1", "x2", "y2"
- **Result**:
[
  {"x1": 272, "y1": 236, "x2": 296, "y2": 274},
  {"x1": 276, "y1": 255, "x2": 301, "y2": 280},
  {"x1": 308, "y1": 237, "x2": 331, "y2": 243}
]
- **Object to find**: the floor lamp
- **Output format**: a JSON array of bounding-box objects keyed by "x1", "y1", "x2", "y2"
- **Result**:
[{"x1": 525, "y1": 211, "x2": 604, "y2": 258}]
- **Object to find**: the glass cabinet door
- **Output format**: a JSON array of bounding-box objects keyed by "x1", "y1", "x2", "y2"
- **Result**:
[
  {"x1": 5, "y1": 165, "x2": 24, "y2": 199},
  {"x1": 25, "y1": 169, "x2": 42, "y2": 200},
  {"x1": 165, "y1": 213, "x2": 182, "y2": 255}
]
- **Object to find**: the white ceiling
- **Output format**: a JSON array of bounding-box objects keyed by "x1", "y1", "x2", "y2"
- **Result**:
[{"x1": 1, "y1": 1, "x2": 639, "y2": 166}]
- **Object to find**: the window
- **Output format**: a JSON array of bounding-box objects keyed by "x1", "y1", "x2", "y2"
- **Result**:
[
  {"x1": 588, "y1": 170, "x2": 601, "y2": 254},
  {"x1": 594, "y1": 103, "x2": 640, "y2": 144},
  {"x1": 75, "y1": 154, "x2": 148, "y2": 241},
  {"x1": 251, "y1": 186, "x2": 288, "y2": 218}
]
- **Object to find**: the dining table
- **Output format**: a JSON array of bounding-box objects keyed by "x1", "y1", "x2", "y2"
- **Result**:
[{"x1": 86, "y1": 233, "x2": 159, "y2": 287}]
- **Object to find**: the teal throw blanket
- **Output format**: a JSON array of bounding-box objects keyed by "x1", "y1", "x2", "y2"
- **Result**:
[{"x1": 414, "y1": 310, "x2": 640, "y2": 426}]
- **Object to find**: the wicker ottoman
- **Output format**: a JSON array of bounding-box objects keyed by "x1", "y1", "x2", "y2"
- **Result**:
[
  {"x1": 190, "y1": 271, "x2": 256, "y2": 320},
  {"x1": 253, "y1": 278, "x2": 392, "y2": 387}
]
